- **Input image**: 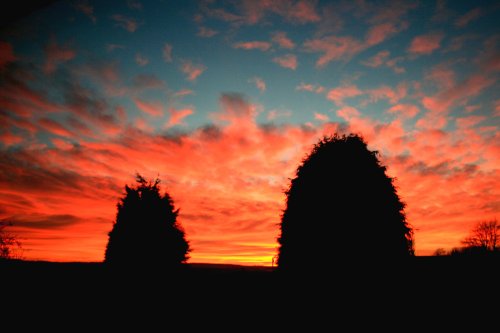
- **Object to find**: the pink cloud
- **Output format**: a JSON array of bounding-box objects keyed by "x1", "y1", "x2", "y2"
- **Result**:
[
  {"x1": 135, "y1": 53, "x2": 149, "y2": 66},
  {"x1": 425, "y1": 64, "x2": 456, "y2": 90},
  {"x1": 362, "y1": 50, "x2": 390, "y2": 67},
  {"x1": 285, "y1": 0, "x2": 321, "y2": 23},
  {"x1": 365, "y1": 22, "x2": 407, "y2": 46},
  {"x1": 455, "y1": 8, "x2": 482, "y2": 28},
  {"x1": 362, "y1": 50, "x2": 406, "y2": 74},
  {"x1": 74, "y1": 1, "x2": 96, "y2": 23},
  {"x1": 336, "y1": 106, "x2": 360, "y2": 120},
  {"x1": 167, "y1": 107, "x2": 194, "y2": 127},
  {"x1": 162, "y1": 43, "x2": 173, "y2": 62},
  {"x1": 43, "y1": 37, "x2": 76, "y2": 74},
  {"x1": 233, "y1": 41, "x2": 272, "y2": 51},
  {"x1": 0, "y1": 78, "x2": 61, "y2": 116},
  {"x1": 111, "y1": 14, "x2": 138, "y2": 32},
  {"x1": 249, "y1": 77, "x2": 266, "y2": 92},
  {"x1": 180, "y1": 60, "x2": 207, "y2": 81},
  {"x1": 197, "y1": 27, "x2": 218, "y2": 38},
  {"x1": 271, "y1": 31, "x2": 295, "y2": 49},
  {"x1": 38, "y1": 118, "x2": 74, "y2": 137},
  {"x1": 173, "y1": 89, "x2": 194, "y2": 99},
  {"x1": 0, "y1": 41, "x2": 16, "y2": 70},
  {"x1": 134, "y1": 98, "x2": 164, "y2": 117},
  {"x1": 326, "y1": 85, "x2": 362, "y2": 106},
  {"x1": 465, "y1": 105, "x2": 481, "y2": 113},
  {"x1": 387, "y1": 104, "x2": 420, "y2": 119},
  {"x1": 230, "y1": 0, "x2": 320, "y2": 25},
  {"x1": 272, "y1": 54, "x2": 297, "y2": 70},
  {"x1": 267, "y1": 109, "x2": 292, "y2": 120},
  {"x1": 365, "y1": 84, "x2": 407, "y2": 105},
  {"x1": 408, "y1": 33, "x2": 445, "y2": 55},
  {"x1": 106, "y1": 44, "x2": 125, "y2": 52},
  {"x1": 296, "y1": 83, "x2": 324, "y2": 94},
  {"x1": 385, "y1": 57, "x2": 406, "y2": 74},
  {"x1": 456, "y1": 115, "x2": 486, "y2": 129},
  {"x1": 314, "y1": 112, "x2": 329, "y2": 122},
  {"x1": 417, "y1": 73, "x2": 494, "y2": 130},
  {"x1": 304, "y1": 35, "x2": 363, "y2": 67},
  {"x1": 368, "y1": 1, "x2": 418, "y2": 24}
]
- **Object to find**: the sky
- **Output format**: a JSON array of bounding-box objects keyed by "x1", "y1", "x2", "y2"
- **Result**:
[{"x1": 0, "y1": 0, "x2": 498, "y2": 265}]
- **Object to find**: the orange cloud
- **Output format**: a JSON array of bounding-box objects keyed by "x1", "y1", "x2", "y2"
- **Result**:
[
  {"x1": 134, "y1": 98, "x2": 164, "y2": 117},
  {"x1": 1, "y1": 92, "x2": 498, "y2": 265},
  {"x1": 167, "y1": 107, "x2": 194, "y2": 127}
]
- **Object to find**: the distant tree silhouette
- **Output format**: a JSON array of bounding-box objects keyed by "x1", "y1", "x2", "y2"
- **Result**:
[
  {"x1": 433, "y1": 248, "x2": 447, "y2": 256},
  {"x1": 0, "y1": 221, "x2": 23, "y2": 260},
  {"x1": 104, "y1": 174, "x2": 190, "y2": 267},
  {"x1": 277, "y1": 134, "x2": 414, "y2": 271},
  {"x1": 461, "y1": 219, "x2": 498, "y2": 252}
]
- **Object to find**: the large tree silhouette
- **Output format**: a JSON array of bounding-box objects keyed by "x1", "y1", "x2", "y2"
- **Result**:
[
  {"x1": 104, "y1": 174, "x2": 190, "y2": 267},
  {"x1": 277, "y1": 134, "x2": 414, "y2": 271}
]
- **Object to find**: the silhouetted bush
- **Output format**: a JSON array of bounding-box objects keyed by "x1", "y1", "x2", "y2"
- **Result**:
[
  {"x1": 277, "y1": 134, "x2": 414, "y2": 271},
  {"x1": 104, "y1": 174, "x2": 190, "y2": 267}
]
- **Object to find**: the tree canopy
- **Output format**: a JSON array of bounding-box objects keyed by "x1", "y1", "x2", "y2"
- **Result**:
[
  {"x1": 277, "y1": 134, "x2": 414, "y2": 271},
  {"x1": 104, "y1": 174, "x2": 190, "y2": 267}
]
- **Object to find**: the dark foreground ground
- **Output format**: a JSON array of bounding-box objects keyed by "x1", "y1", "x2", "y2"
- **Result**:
[{"x1": 2, "y1": 256, "x2": 498, "y2": 322}]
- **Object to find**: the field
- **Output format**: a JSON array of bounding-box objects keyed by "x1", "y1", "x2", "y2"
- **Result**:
[{"x1": 2, "y1": 257, "x2": 498, "y2": 325}]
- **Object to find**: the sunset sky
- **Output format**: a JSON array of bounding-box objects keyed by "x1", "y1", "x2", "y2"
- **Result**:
[{"x1": 0, "y1": 0, "x2": 498, "y2": 265}]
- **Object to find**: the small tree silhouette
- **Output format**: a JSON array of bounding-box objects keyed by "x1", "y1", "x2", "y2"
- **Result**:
[
  {"x1": 461, "y1": 219, "x2": 498, "y2": 252},
  {"x1": 0, "y1": 221, "x2": 23, "y2": 260},
  {"x1": 277, "y1": 134, "x2": 414, "y2": 271},
  {"x1": 104, "y1": 174, "x2": 190, "y2": 267}
]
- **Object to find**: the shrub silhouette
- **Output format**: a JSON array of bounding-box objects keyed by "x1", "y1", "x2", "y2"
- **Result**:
[
  {"x1": 104, "y1": 174, "x2": 190, "y2": 267},
  {"x1": 277, "y1": 134, "x2": 414, "y2": 271}
]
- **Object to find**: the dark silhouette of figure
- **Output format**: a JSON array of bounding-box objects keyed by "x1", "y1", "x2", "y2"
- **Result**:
[
  {"x1": 277, "y1": 134, "x2": 414, "y2": 272},
  {"x1": 104, "y1": 174, "x2": 190, "y2": 268}
]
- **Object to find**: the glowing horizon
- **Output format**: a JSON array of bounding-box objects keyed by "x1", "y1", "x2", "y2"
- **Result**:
[{"x1": 0, "y1": 0, "x2": 498, "y2": 266}]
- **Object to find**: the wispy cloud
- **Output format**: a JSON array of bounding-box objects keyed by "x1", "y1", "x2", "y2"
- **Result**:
[
  {"x1": 111, "y1": 14, "x2": 139, "y2": 32},
  {"x1": 74, "y1": 0, "x2": 96, "y2": 23},
  {"x1": 272, "y1": 54, "x2": 297, "y2": 70},
  {"x1": 271, "y1": 31, "x2": 295, "y2": 49},
  {"x1": 408, "y1": 32, "x2": 445, "y2": 55},
  {"x1": 233, "y1": 41, "x2": 272, "y2": 51},
  {"x1": 134, "y1": 98, "x2": 164, "y2": 117},
  {"x1": 135, "y1": 53, "x2": 149, "y2": 66},
  {"x1": 162, "y1": 43, "x2": 173, "y2": 62},
  {"x1": 249, "y1": 77, "x2": 266, "y2": 92},
  {"x1": 180, "y1": 60, "x2": 207, "y2": 81},
  {"x1": 43, "y1": 37, "x2": 76, "y2": 74},
  {"x1": 0, "y1": 41, "x2": 16, "y2": 70},
  {"x1": 167, "y1": 107, "x2": 194, "y2": 127},
  {"x1": 455, "y1": 8, "x2": 482, "y2": 28},
  {"x1": 197, "y1": 27, "x2": 218, "y2": 38}
]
